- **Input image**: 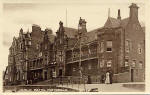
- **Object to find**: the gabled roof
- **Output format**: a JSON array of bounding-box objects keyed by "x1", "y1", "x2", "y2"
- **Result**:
[
  {"x1": 104, "y1": 16, "x2": 145, "y2": 30},
  {"x1": 104, "y1": 17, "x2": 121, "y2": 28},
  {"x1": 120, "y1": 18, "x2": 129, "y2": 28},
  {"x1": 104, "y1": 17, "x2": 131, "y2": 28}
]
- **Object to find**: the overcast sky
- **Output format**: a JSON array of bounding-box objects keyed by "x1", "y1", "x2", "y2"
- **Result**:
[{"x1": 0, "y1": 0, "x2": 145, "y2": 70}]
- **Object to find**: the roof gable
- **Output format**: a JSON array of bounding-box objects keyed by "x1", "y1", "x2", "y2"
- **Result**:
[
  {"x1": 104, "y1": 17, "x2": 120, "y2": 28},
  {"x1": 120, "y1": 18, "x2": 129, "y2": 28}
]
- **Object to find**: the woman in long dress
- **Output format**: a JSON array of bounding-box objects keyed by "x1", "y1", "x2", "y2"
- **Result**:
[{"x1": 105, "y1": 72, "x2": 110, "y2": 84}]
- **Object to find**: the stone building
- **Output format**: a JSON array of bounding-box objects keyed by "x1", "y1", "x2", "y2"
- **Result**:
[
  {"x1": 64, "y1": 3, "x2": 145, "y2": 82},
  {"x1": 4, "y1": 25, "x2": 55, "y2": 85},
  {"x1": 97, "y1": 3, "x2": 145, "y2": 82},
  {"x1": 3, "y1": 3, "x2": 145, "y2": 85}
]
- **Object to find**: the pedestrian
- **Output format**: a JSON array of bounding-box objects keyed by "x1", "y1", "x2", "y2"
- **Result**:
[
  {"x1": 105, "y1": 71, "x2": 110, "y2": 84},
  {"x1": 101, "y1": 73, "x2": 105, "y2": 83},
  {"x1": 87, "y1": 75, "x2": 91, "y2": 84},
  {"x1": 109, "y1": 70, "x2": 113, "y2": 84}
]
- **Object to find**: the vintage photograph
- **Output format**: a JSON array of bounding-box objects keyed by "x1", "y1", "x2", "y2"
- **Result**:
[{"x1": 2, "y1": 0, "x2": 146, "y2": 92}]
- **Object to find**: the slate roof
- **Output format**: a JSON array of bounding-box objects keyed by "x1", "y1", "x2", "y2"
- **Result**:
[
  {"x1": 104, "y1": 17, "x2": 121, "y2": 28},
  {"x1": 120, "y1": 18, "x2": 129, "y2": 28},
  {"x1": 104, "y1": 17, "x2": 130, "y2": 28},
  {"x1": 64, "y1": 27, "x2": 78, "y2": 38},
  {"x1": 83, "y1": 27, "x2": 103, "y2": 43},
  {"x1": 104, "y1": 17, "x2": 144, "y2": 30},
  {"x1": 65, "y1": 27, "x2": 101, "y2": 49}
]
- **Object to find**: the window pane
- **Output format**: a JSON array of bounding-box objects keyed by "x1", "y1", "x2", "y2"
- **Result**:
[
  {"x1": 107, "y1": 60, "x2": 112, "y2": 67},
  {"x1": 132, "y1": 60, "x2": 136, "y2": 67},
  {"x1": 106, "y1": 41, "x2": 112, "y2": 47},
  {"x1": 100, "y1": 42, "x2": 104, "y2": 52},
  {"x1": 125, "y1": 59, "x2": 129, "y2": 67},
  {"x1": 106, "y1": 41, "x2": 112, "y2": 52},
  {"x1": 100, "y1": 59, "x2": 104, "y2": 68}
]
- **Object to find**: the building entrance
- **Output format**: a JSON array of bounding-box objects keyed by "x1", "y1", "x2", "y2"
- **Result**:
[
  {"x1": 131, "y1": 69, "x2": 134, "y2": 82},
  {"x1": 59, "y1": 69, "x2": 62, "y2": 76},
  {"x1": 44, "y1": 72, "x2": 47, "y2": 80}
]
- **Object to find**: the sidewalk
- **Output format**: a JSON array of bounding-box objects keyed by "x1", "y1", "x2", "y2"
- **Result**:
[
  {"x1": 58, "y1": 82, "x2": 145, "y2": 92},
  {"x1": 31, "y1": 79, "x2": 145, "y2": 92}
]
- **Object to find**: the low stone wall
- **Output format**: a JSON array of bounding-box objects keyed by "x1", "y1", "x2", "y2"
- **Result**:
[
  {"x1": 113, "y1": 72, "x2": 131, "y2": 83},
  {"x1": 133, "y1": 69, "x2": 145, "y2": 82},
  {"x1": 113, "y1": 69, "x2": 145, "y2": 83}
]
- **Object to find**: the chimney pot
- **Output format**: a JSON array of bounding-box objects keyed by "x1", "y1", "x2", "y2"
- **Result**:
[{"x1": 117, "y1": 9, "x2": 121, "y2": 20}]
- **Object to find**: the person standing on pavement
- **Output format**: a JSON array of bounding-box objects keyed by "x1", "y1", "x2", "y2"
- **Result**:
[
  {"x1": 105, "y1": 71, "x2": 110, "y2": 84},
  {"x1": 109, "y1": 70, "x2": 113, "y2": 84},
  {"x1": 101, "y1": 73, "x2": 105, "y2": 83}
]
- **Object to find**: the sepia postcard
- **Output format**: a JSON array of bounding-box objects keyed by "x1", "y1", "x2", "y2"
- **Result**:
[{"x1": 0, "y1": 0, "x2": 150, "y2": 94}]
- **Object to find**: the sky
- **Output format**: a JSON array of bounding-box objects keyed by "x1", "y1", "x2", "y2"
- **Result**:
[{"x1": 0, "y1": 0, "x2": 145, "y2": 71}]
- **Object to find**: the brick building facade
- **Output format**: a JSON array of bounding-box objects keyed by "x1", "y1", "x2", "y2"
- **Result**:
[{"x1": 3, "y1": 3, "x2": 145, "y2": 85}]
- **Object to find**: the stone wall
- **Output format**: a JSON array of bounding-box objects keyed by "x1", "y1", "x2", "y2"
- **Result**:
[{"x1": 113, "y1": 72, "x2": 131, "y2": 83}]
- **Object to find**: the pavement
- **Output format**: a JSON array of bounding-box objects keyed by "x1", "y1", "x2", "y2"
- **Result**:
[
  {"x1": 4, "y1": 81, "x2": 145, "y2": 92},
  {"x1": 30, "y1": 80, "x2": 145, "y2": 92},
  {"x1": 57, "y1": 82, "x2": 145, "y2": 92}
]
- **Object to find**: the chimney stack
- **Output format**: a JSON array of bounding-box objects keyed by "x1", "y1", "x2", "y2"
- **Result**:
[
  {"x1": 129, "y1": 3, "x2": 139, "y2": 22},
  {"x1": 117, "y1": 9, "x2": 121, "y2": 20}
]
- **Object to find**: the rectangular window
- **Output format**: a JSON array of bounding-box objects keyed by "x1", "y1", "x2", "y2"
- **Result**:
[
  {"x1": 25, "y1": 41, "x2": 27, "y2": 45},
  {"x1": 26, "y1": 47, "x2": 28, "y2": 51},
  {"x1": 125, "y1": 40, "x2": 131, "y2": 53},
  {"x1": 106, "y1": 41, "x2": 112, "y2": 52},
  {"x1": 132, "y1": 60, "x2": 136, "y2": 67},
  {"x1": 28, "y1": 41, "x2": 31, "y2": 45},
  {"x1": 39, "y1": 52, "x2": 42, "y2": 57},
  {"x1": 138, "y1": 44, "x2": 142, "y2": 54},
  {"x1": 100, "y1": 59, "x2": 104, "y2": 68},
  {"x1": 100, "y1": 41, "x2": 104, "y2": 53},
  {"x1": 139, "y1": 61, "x2": 143, "y2": 69},
  {"x1": 45, "y1": 45, "x2": 47, "y2": 49},
  {"x1": 125, "y1": 59, "x2": 129, "y2": 67},
  {"x1": 20, "y1": 44, "x2": 23, "y2": 49},
  {"x1": 9, "y1": 67, "x2": 11, "y2": 72},
  {"x1": 36, "y1": 44, "x2": 39, "y2": 49},
  {"x1": 10, "y1": 76, "x2": 12, "y2": 82},
  {"x1": 107, "y1": 60, "x2": 112, "y2": 67},
  {"x1": 88, "y1": 64, "x2": 91, "y2": 70}
]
